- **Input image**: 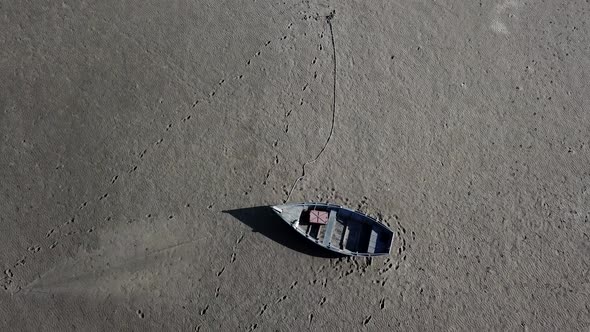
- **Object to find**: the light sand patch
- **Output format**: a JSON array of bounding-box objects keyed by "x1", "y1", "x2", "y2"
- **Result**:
[
  {"x1": 21, "y1": 216, "x2": 211, "y2": 301},
  {"x1": 491, "y1": 0, "x2": 521, "y2": 34}
]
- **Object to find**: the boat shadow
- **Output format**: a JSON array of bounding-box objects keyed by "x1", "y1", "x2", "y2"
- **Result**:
[{"x1": 223, "y1": 206, "x2": 344, "y2": 258}]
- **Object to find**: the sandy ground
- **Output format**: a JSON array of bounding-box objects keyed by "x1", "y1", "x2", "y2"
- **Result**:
[{"x1": 1, "y1": 0, "x2": 589, "y2": 330}]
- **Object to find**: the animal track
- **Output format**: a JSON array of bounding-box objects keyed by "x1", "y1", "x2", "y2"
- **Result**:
[
  {"x1": 136, "y1": 309, "x2": 145, "y2": 319},
  {"x1": 63, "y1": 216, "x2": 75, "y2": 227},
  {"x1": 262, "y1": 18, "x2": 325, "y2": 191},
  {"x1": 200, "y1": 305, "x2": 209, "y2": 316},
  {"x1": 262, "y1": 170, "x2": 271, "y2": 185},
  {"x1": 216, "y1": 267, "x2": 225, "y2": 277},
  {"x1": 4, "y1": 4, "x2": 326, "y2": 294},
  {"x1": 284, "y1": 11, "x2": 338, "y2": 202},
  {"x1": 236, "y1": 233, "x2": 245, "y2": 244},
  {"x1": 380, "y1": 263, "x2": 394, "y2": 275},
  {"x1": 258, "y1": 304, "x2": 268, "y2": 316},
  {"x1": 27, "y1": 246, "x2": 41, "y2": 253}
]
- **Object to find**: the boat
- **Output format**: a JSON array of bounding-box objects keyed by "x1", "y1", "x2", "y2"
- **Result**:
[{"x1": 271, "y1": 203, "x2": 394, "y2": 257}]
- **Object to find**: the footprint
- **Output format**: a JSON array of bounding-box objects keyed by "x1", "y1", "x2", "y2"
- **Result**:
[
  {"x1": 14, "y1": 257, "x2": 26, "y2": 267},
  {"x1": 236, "y1": 233, "x2": 245, "y2": 244},
  {"x1": 262, "y1": 170, "x2": 271, "y2": 185},
  {"x1": 63, "y1": 216, "x2": 75, "y2": 226},
  {"x1": 27, "y1": 246, "x2": 41, "y2": 253},
  {"x1": 200, "y1": 305, "x2": 209, "y2": 316},
  {"x1": 7, "y1": 31, "x2": 304, "y2": 276},
  {"x1": 216, "y1": 267, "x2": 225, "y2": 277}
]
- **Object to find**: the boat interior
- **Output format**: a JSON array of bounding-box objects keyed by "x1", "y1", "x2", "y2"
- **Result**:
[{"x1": 292, "y1": 206, "x2": 392, "y2": 254}]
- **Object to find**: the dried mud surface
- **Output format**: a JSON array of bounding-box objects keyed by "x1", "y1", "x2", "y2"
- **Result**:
[{"x1": 1, "y1": 0, "x2": 589, "y2": 330}]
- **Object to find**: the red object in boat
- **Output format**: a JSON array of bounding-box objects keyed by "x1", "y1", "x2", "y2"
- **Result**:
[{"x1": 309, "y1": 210, "x2": 328, "y2": 224}]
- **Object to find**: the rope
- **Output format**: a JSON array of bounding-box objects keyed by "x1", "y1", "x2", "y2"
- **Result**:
[{"x1": 284, "y1": 10, "x2": 337, "y2": 203}]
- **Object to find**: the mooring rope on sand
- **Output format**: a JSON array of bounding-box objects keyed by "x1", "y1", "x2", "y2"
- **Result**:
[{"x1": 285, "y1": 10, "x2": 337, "y2": 203}]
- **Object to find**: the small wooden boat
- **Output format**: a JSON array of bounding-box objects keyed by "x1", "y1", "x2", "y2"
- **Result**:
[{"x1": 271, "y1": 203, "x2": 394, "y2": 257}]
